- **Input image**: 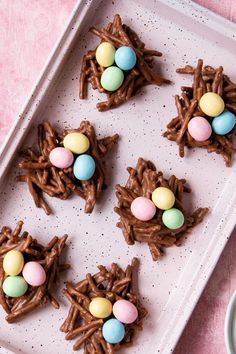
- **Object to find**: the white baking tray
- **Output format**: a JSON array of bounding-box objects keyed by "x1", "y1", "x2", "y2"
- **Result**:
[{"x1": 0, "y1": 0, "x2": 236, "y2": 353}]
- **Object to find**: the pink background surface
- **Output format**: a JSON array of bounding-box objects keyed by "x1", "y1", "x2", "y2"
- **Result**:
[{"x1": 0, "y1": 1, "x2": 235, "y2": 353}]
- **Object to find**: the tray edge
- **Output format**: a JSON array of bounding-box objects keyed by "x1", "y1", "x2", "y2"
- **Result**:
[{"x1": 0, "y1": 0, "x2": 236, "y2": 353}]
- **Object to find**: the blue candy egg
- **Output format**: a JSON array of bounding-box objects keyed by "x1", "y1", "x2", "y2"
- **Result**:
[
  {"x1": 73, "y1": 154, "x2": 95, "y2": 181},
  {"x1": 102, "y1": 319, "x2": 125, "y2": 344},
  {"x1": 115, "y1": 46, "x2": 137, "y2": 71},
  {"x1": 212, "y1": 111, "x2": 236, "y2": 135}
]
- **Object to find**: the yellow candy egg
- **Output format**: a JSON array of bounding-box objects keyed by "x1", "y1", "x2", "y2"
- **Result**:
[
  {"x1": 199, "y1": 92, "x2": 225, "y2": 117},
  {"x1": 3, "y1": 250, "x2": 24, "y2": 276},
  {"x1": 152, "y1": 187, "x2": 175, "y2": 210},
  {"x1": 89, "y1": 297, "x2": 112, "y2": 319},
  {"x1": 63, "y1": 132, "x2": 89, "y2": 154},
  {"x1": 96, "y1": 42, "x2": 116, "y2": 67}
]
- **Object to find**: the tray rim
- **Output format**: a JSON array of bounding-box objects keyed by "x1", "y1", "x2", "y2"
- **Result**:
[
  {"x1": 160, "y1": 0, "x2": 236, "y2": 39},
  {"x1": 0, "y1": 0, "x2": 236, "y2": 353}
]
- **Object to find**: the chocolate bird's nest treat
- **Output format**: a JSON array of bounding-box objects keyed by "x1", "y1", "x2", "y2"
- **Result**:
[
  {"x1": 80, "y1": 14, "x2": 170, "y2": 111},
  {"x1": 0, "y1": 221, "x2": 69, "y2": 323},
  {"x1": 16, "y1": 121, "x2": 119, "y2": 215},
  {"x1": 114, "y1": 158, "x2": 208, "y2": 261},
  {"x1": 60, "y1": 257, "x2": 147, "y2": 352},
  {"x1": 163, "y1": 59, "x2": 236, "y2": 166}
]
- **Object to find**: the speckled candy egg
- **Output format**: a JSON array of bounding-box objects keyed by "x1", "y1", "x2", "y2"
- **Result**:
[
  {"x1": 89, "y1": 297, "x2": 112, "y2": 319},
  {"x1": 152, "y1": 187, "x2": 175, "y2": 210},
  {"x1": 162, "y1": 208, "x2": 185, "y2": 229},
  {"x1": 3, "y1": 250, "x2": 24, "y2": 276},
  {"x1": 95, "y1": 42, "x2": 116, "y2": 67},
  {"x1": 113, "y1": 299, "x2": 138, "y2": 324},
  {"x1": 49, "y1": 147, "x2": 74, "y2": 169},
  {"x1": 22, "y1": 261, "x2": 46, "y2": 287},
  {"x1": 3, "y1": 276, "x2": 28, "y2": 297},
  {"x1": 130, "y1": 196, "x2": 156, "y2": 221},
  {"x1": 187, "y1": 116, "x2": 212, "y2": 141},
  {"x1": 115, "y1": 46, "x2": 137, "y2": 71},
  {"x1": 199, "y1": 92, "x2": 225, "y2": 117},
  {"x1": 63, "y1": 132, "x2": 90, "y2": 154},
  {"x1": 73, "y1": 154, "x2": 96, "y2": 181},
  {"x1": 101, "y1": 66, "x2": 124, "y2": 91},
  {"x1": 102, "y1": 319, "x2": 125, "y2": 344},
  {"x1": 212, "y1": 111, "x2": 236, "y2": 135}
]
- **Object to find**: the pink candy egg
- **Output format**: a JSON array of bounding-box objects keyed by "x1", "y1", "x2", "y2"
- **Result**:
[
  {"x1": 188, "y1": 116, "x2": 212, "y2": 142},
  {"x1": 131, "y1": 196, "x2": 156, "y2": 221},
  {"x1": 113, "y1": 299, "x2": 138, "y2": 324},
  {"x1": 22, "y1": 261, "x2": 46, "y2": 287},
  {"x1": 49, "y1": 147, "x2": 74, "y2": 169}
]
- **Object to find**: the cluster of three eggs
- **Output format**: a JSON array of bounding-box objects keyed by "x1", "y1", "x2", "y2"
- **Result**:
[
  {"x1": 188, "y1": 92, "x2": 236, "y2": 142},
  {"x1": 131, "y1": 187, "x2": 185, "y2": 230},
  {"x1": 96, "y1": 42, "x2": 137, "y2": 91},
  {"x1": 89, "y1": 297, "x2": 138, "y2": 344},
  {"x1": 49, "y1": 132, "x2": 95, "y2": 181},
  {"x1": 2, "y1": 250, "x2": 46, "y2": 297}
]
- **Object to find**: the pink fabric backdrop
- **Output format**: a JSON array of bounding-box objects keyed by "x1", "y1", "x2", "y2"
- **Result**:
[{"x1": 0, "y1": 1, "x2": 235, "y2": 353}]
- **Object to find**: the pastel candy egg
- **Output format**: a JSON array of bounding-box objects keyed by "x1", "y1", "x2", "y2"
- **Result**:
[
  {"x1": 162, "y1": 208, "x2": 185, "y2": 229},
  {"x1": 95, "y1": 42, "x2": 116, "y2": 67},
  {"x1": 152, "y1": 187, "x2": 175, "y2": 210},
  {"x1": 3, "y1": 276, "x2": 28, "y2": 297},
  {"x1": 188, "y1": 116, "x2": 212, "y2": 141},
  {"x1": 130, "y1": 196, "x2": 156, "y2": 221},
  {"x1": 199, "y1": 92, "x2": 225, "y2": 117},
  {"x1": 101, "y1": 66, "x2": 124, "y2": 91},
  {"x1": 22, "y1": 262, "x2": 46, "y2": 287},
  {"x1": 113, "y1": 299, "x2": 138, "y2": 324},
  {"x1": 3, "y1": 250, "x2": 24, "y2": 276},
  {"x1": 73, "y1": 154, "x2": 95, "y2": 180},
  {"x1": 102, "y1": 319, "x2": 125, "y2": 344},
  {"x1": 212, "y1": 111, "x2": 236, "y2": 135},
  {"x1": 49, "y1": 147, "x2": 74, "y2": 169},
  {"x1": 115, "y1": 46, "x2": 137, "y2": 71},
  {"x1": 63, "y1": 132, "x2": 90, "y2": 154},
  {"x1": 89, "y1": 297, "x2": 112, "y2": 319}
]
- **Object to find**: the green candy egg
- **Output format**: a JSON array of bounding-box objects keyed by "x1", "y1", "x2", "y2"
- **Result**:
[
  {"x1": 100, "y1": 66, "x2": 124, "y2": 91},
  {"x1": 162, "y1": 208, "x2": 184, "y2": 230},
  {"x1": 3, "y1": 276, "x2": 28, "y2": 297}
]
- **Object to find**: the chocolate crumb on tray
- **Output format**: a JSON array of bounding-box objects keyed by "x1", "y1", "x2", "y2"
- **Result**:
[
  {"x1": 80, "y1": 14, "x2": 170, "y2": 111},
  {"x1": 114, "y1": 158, "x2": 208, "y2": 261},
  {"x1": 0, "y1": 220, "x2": 69, "y2": 323},
  {"x1": 16, "y1": 120, "x2": 119, "y2": 215},
  {"x1": 60, "y1": 257, "x2": 147, "y2": 353},
  {"x1": 163, "y1": 59, "x2": 236, "y2": 166}
]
